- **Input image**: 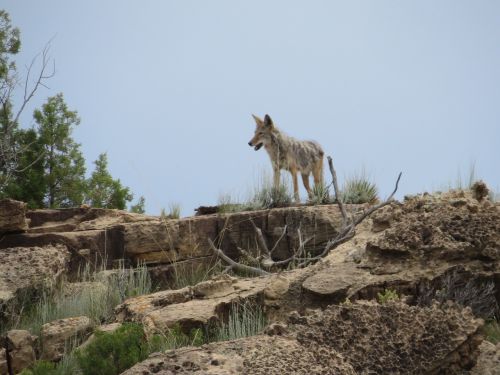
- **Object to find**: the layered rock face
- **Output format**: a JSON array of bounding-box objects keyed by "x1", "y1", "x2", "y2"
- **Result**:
[{"x1": 0, "y1": 203, "x2": 345, "y2": 321}]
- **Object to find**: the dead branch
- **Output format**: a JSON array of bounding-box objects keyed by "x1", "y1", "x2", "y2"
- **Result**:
[
  {"x1": 208, "y1": 238, "x2": 270, "y2": 276},
  {"x1": 209, "y1": 156, "x2": 402, "y2": 274},
  {"x1": 0, "y1": 41, "x2": 54, "y2": 190}
]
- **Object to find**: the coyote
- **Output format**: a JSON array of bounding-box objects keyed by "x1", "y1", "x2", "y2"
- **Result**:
[{"x1": 248, "y1": 114, "x2": 324, "y2": 202}]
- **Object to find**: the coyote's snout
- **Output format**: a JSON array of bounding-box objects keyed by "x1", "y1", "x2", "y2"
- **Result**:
[{"x1": 248, "y1": 114, "x2": 324, "y2": 202}]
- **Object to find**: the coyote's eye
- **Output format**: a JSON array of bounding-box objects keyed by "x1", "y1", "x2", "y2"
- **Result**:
[{"x1": 259, "y1": 132, "x2": 264, "y2": 135}]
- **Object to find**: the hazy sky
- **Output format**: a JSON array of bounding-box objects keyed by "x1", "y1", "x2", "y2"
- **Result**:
[{"x1": 5, "y1": 1, "x2": 500, "y2": 215}]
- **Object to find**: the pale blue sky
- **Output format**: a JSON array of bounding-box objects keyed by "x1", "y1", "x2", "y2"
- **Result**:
[{"x1": 5, "y1": 1, "x2": 500, "y2": 215}]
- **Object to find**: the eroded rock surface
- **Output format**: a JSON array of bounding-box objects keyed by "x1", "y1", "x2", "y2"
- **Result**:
[
  {"x1": 124, "y1": 302, "x2": 483, "y2": 375},
  {"x1": 0, "y1": 245, "x2": 70, "y2": 320}
]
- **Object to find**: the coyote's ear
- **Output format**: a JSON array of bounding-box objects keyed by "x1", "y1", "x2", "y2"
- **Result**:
[
  {"x1": 252, "y1": 114, "x2": 263, "y2": 126},
  {"x1": 264, "y1": 114, "x2": 274, "y2": 128}
]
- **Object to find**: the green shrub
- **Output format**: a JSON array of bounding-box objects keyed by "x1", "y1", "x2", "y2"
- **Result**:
[
  {"x1": 377, "y1": 289, "x2": 399, "y2": 304},
  {"x1": 76, "y1": 323, "x2": 148, "y2": 375},
  {"x1": 20, "y1": 361, "x2": 56, "y2": 375},
  {"x1": 341, "y1": 171, "x2": 378, "y2": 204},
  {"x1": 483, "y1": 320, "x2": 500, "y2": 344}
]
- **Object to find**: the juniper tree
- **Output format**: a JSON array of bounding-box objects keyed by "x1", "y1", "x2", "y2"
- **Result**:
[
  {"x1": 86, "y1": 153, "x2": 132, "y2": 209},
  {"x1": 34, "y1": 93, "x2": 86, "y2": 207}
]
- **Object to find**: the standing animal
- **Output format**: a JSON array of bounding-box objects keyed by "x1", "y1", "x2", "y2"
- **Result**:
[{"x1": 248, "y1": 114, "x2": 324, "y2": 202}]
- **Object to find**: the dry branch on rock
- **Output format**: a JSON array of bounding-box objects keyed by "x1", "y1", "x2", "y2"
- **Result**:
[{"x1": 209, "y1": 156, "x2": 402, "y2": 275}]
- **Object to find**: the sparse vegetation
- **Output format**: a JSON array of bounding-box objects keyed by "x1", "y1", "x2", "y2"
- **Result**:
[
  {"x1": 417, "y1": 271, "x2": 498, "y2": 319},
  {"x1": 341, "y1": 170, "x2": 378, "y2": 204},
  {"x1": 251, "y1": 184, "x2": 293, "y2": 209},
  {"x1": 214, "y1": 301, "x2": 267, "y2": 341},
  {"x1": 377, "y1": 289, "x2": 399, "y2": 304},
  {"x1": 167, "y1": 259, "x2": 223, "y2": 289},
  {"x1": 8, "y1": 261, "x2": 152, "y2": 336},
  {"x1": 309, "y1": 182, "x2": 332, "y2": 205},
  {"x1": 149, "y1": 324, "x2": 204, "y2": 353},
  {"x1": 482, "y1": 320, "x2": 500, "y2": 344},
  {"x1": 160, "y1": 202, "x2": 181, "y2": 219}
]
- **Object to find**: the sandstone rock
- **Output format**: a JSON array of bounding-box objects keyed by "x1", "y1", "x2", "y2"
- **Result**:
[
  {"x1": 0, "y1": 245, "x2": 70, "y2": 322},
  {"x1": 471, "y1": 341, "x2": 500, "y2": 375},
  {"x1": 0, "y1": 198, "x2": 27, "y2": 234},
  {"x1": 115, "y1": 273, "x2": 299, "y2": 336},
  {"x1": 123, "y1": 301, "x2": 482, "y2": 375},
  {"x1": 368, "y1": 190, "x2": 500, "y2": 261},
  {"x1": 0, "y1": 330, "x2": 36, "y2": 374},
  {"x1": 292, "y1": 301, "x2": 483, "y2": 374},
  {"x1": 40, "y1": 316, "x2": 92, "y2": 361},
  {"x1": 122, "y1": 335, "x2": 356, "y2": 375},
  {"x1": 123, "y1": 205, "x2": 343, "y2": 264}
]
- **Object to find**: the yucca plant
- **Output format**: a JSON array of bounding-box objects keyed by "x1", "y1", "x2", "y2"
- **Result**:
[
  {"x1": 309, "y1": 182, "x2": 332, "y2": 205},
  {"x1": 341, "y1": 170, "x2": 378, "y2": 204}
]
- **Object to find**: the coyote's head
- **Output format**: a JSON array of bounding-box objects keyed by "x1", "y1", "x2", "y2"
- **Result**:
[{"x1": 248, "y1": 114, "x2": 275, "y2": 151}]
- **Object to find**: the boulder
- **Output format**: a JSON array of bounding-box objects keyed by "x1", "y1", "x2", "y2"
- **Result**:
[
  {"x1": 0, "y1": 330, "x2": 36, "y2": 374},
  {"x1": 0, "y1": 245, "x2": 70, "y2": 322},
  {"x1": 40, "y1": 316, "x2": 92, "y2": 361},
  {"x1": 0, "y1": 199, "x2": 27, "y2": 234},
  {"x1": 123, "y1": 301, "x2": 483, "y2": 374}
]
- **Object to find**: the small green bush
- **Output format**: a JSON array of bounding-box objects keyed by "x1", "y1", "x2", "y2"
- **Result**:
[
  {"x1": 76, "y1": 323, "x2": 148, "y2": 375},
  {"x1": 341, "y1": 171, "x2": 378, "y2": 204},
  {"x1": 483, "y1": 320, "x2": 500, "y2": 344},
  {"x1": 377, "y1": 289, "x2": 399, "y2": 304},
  {"x1": 20, "y1": 361, "x2": 56, "y2": 375}
]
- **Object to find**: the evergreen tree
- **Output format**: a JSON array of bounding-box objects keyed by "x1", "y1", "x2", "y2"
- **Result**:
[
  {"x1": 34, "y1": 93, "x2": 86, "y2": 207},
  {"x1": 86, "y1": 153, "x2": 132, "y2": 209},
  {"x1": 2, "y1": 128, "x2": 45, "y2": 207},
  {"x1": 0, "y1": 10, "x2": 21, "y2": 190},
  {"x1": 130, "y1": 196, "x2": 146, "y2": 214}
]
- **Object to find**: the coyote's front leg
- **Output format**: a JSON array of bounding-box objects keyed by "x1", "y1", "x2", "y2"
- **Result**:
[
  {"x1": 290, "y1": 166, "x2": 300, "y2": 203},
  {"x1": 273, "y1": 166, "x2": 280, "y2": 192}
]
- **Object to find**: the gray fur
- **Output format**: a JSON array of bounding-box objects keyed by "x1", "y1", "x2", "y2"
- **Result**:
[{"x1": 249, "y1": 114, "x2": 324, "y2": 202}]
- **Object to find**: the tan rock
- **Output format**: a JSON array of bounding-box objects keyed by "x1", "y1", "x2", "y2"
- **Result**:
[
  {"x1": 471, "y1": 341, "x2": 500, "y2": 375},
  {"x1": 0, "y1": 330, "x2": 36, "y2": 374},
  {"x1": 0, "y1": 245, "x2": 70, "y2": 321},
  {"x1": 40, "y1": 316, "x2": 92, "y2": 361},
  {"x1": 124, "y1": 302, "x2": 482, "y2": 375},
  {"x1": 0, "y1": 199, "x2": 27, "y2": 234},
  {"x1": 122, "y1": 335, "x2": 356, "y2": 375}
]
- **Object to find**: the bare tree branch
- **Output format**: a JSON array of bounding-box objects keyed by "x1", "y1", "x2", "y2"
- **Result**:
[
  {"x1": 208, "y1": 238, "x2": 270, "y2": 276},
  {"x1": 209, "y1": 156, "x2": 402, "y2": 274}
]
